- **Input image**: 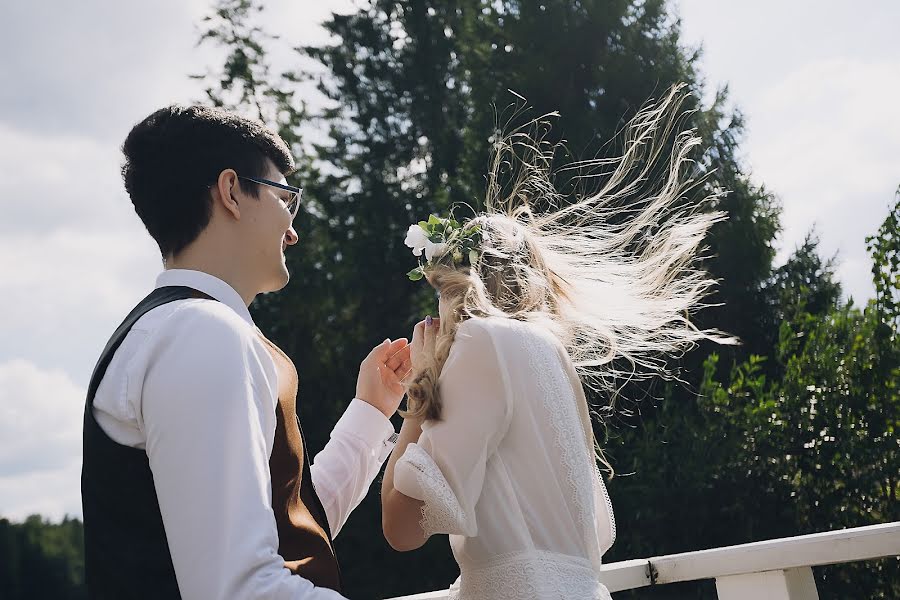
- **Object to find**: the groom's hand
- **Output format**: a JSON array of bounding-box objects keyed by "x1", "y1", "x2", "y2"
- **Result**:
[{"x1": 356, "y1": 338, "x2": 412, "y2": 418}]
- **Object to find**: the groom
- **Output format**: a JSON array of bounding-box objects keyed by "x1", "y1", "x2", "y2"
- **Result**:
[{"x1": 81, "y1": 105, "x2": 410, "y2": 599}]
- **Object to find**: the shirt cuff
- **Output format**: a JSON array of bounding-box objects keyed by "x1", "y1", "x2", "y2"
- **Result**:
[{"x1": 332, "y1": 398, "x2": 396, "y2": 451}]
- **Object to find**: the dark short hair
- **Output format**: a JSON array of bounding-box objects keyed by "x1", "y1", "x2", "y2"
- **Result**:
[{"x1": 121, "y1": 105, "x2": 294, "y2": 258}]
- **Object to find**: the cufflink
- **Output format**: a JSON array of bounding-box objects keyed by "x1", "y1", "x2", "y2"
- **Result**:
[{"x1": 386, "y1": 432, "x2": 400, "y2": 445}]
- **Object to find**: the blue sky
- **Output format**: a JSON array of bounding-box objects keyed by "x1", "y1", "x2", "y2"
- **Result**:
[{"x1": 0, "y1": 0, "x2": 897, "y2": 521}]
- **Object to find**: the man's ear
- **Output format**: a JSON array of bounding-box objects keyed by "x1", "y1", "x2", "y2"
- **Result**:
[{"x1": 213, "y1": 169, "x2": 241, "y2": 220}]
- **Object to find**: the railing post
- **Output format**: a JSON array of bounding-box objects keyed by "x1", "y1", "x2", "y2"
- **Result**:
[{"x1": 715, "y1": 566, "x2": 819, "y2": 600}]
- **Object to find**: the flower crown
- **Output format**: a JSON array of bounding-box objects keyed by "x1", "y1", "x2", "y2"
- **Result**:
[{"x1": 404, "y1": 214, "x2": 482, "y2": 281}]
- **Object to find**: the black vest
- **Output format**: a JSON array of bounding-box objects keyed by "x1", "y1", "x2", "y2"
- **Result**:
[
  {"x1": 82, "y1": 286, "x2": 342, "y2": 598},
  {"x1": 81, "y1": 286, "x2": 215, "y2": 598}
]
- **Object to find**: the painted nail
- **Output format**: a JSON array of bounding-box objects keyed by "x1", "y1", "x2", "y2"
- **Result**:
[{"x1": 425, "y1": 315, "x2": 433, "y2": 327}]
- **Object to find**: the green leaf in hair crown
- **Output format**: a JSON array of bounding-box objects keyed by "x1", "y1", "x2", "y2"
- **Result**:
[{"x1": 404, "y1": 214, "x2": 482, "y2": 281}]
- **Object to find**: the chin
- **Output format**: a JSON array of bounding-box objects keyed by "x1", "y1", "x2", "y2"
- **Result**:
[
  {"x1": 258, "y1": 269, "x2": 290, "y2": 295},
  {"x1": 274, "y1": 266, "x2": 291, "y2": 291}
]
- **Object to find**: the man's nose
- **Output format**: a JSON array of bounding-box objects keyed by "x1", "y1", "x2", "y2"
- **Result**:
[{"x1": 285, "y1": 225, "x2": 299, "y2": 246}]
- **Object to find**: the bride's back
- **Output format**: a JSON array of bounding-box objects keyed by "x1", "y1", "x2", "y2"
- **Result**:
[{"x1": 434, "y1": 316, "x2": 614, "y2": 588}]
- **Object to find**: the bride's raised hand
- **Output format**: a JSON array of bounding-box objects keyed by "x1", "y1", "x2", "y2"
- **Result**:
[{"x1": 410, "y1": 315, "x2": 440, "y2": 374}]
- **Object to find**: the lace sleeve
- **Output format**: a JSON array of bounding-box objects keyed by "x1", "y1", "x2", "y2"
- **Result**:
[
  {"x1": 392, "y1": 319, "x2": 511, "y2": 538},
  {"x1": 394, "y1": 442, "x2": 475, "y2": 537}
]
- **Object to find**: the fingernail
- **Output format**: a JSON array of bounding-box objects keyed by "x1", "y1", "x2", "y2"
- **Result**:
[{"x1": 425, "y1": 315, "x2": 433, "y2": 327}]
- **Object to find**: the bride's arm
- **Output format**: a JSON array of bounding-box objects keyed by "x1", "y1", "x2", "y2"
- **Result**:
[
  {"x1": 381, "y1": 319, "x2": 511, "y2": 551},
  {"x1": 381, "y1": 416, "x2": 428, "y2": 551}
]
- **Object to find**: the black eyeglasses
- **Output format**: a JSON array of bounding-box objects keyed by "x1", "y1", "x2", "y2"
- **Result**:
[{"x1": 237, "y1": 175, "x2": 302, "y2": 219}]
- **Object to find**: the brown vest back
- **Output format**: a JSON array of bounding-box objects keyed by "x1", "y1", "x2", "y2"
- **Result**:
[{"x1": 257, "y1": 332, "x2": 342, "y2": 592}]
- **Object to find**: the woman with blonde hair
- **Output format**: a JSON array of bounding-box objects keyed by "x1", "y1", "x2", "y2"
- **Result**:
[{"x1": 381, "y1": 86, "x2": 735, "y2": 599}]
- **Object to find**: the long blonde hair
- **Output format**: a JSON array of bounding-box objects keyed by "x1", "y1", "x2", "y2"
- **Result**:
[{"x1": 405, "y1": 85, "x2": 737, "y2": 433}]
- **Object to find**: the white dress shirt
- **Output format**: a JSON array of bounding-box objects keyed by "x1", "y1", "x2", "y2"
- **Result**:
[{"x1": 92, "y1": 269, "x2": 396, "y2": 600}]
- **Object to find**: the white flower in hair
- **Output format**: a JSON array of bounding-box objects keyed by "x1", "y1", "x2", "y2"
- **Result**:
[
  {"x1": 404, "y1": 224, "x2": 429, "y2": 256},
  {"x1": 424, "y1": 241, "x2": 449, "y2": 261},
  {"x1": 405, "y1": 214, "x2": 482, "y2": 281},
  {"x1": 404, "y1": 222, "x2": 449, "y2": 261}
]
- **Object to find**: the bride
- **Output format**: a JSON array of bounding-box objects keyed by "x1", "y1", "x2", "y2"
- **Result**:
[{"x1": 380, "y1": 86, "x2": 735, "y2": 599}]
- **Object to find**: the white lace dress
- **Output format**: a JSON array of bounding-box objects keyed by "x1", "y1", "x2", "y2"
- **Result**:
[{"x1": 394, "y1": 317, "x2": 616, "y2": 600}]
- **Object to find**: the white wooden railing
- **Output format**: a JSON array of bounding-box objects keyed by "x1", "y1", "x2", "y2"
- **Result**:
[{"x1": 388, "y1": 522, "x2": 900, "y2": 599}]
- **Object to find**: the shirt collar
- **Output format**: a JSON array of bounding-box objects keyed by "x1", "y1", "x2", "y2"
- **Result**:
[{"x1": 154, "y1": 269, "x2": 255, "y2": 327}]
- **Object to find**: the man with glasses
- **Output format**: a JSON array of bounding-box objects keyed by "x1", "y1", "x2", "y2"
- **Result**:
[
  {"x1": 236, "y1": 174, "x2": 303, "y2": 219},
  {"x1": 81, "y1": 105, "x2": 410, "y2": 599}
]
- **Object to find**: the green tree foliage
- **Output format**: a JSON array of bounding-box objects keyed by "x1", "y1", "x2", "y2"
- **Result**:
[
  {"x1": 0, "y1": 516, "x2": 86, "y2": 600},
  {"x1": 697, "y1": 191, "x2": 900, "y2": 599}
]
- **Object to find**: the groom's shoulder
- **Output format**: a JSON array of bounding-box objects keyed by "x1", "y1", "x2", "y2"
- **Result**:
[{"x1": 150, "y1": 297, "x2": 258, "y2": 348}]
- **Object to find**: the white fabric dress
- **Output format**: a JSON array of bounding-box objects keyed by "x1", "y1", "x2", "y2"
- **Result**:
[{"x1": 394, "y1": 317, "x2": 616, "y2": 600}]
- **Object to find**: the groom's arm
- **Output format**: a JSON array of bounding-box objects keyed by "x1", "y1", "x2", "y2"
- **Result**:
[
  {"x1": 143, "y1": 307, "x2": 348, "y2": 600},
  {"x1": 310, "y1": 399, "x2": 397, "y2": 538},
  {"x1": 310, "y1": 338, "x2": 409, "y2": 537}
]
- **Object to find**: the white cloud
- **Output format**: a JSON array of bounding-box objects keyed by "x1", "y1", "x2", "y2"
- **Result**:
[
  {"x1": 746, "y1": 57, "x2": 900, "y2": 302},
  {"x1": 0, "y1": 124, "x2": 129, "y2": 235},
  {"x1": 0, "y1": 0, "x2": 215, "y2": 141},
  {"x1": 0, "y1": 228, "x2": 161, "y2": 385},
  {"x1": 0, "y1": 360, "x2": 85, "y2": 520},
  {"x1": 750, "y1": 58, "x2": 900, "y2": 211},
  {"x1": 678, "y1": 1, "x2": 900, "y2": 304},
  {"x1": 0, "y1": 465, "x2": 83, "y2": 522}
]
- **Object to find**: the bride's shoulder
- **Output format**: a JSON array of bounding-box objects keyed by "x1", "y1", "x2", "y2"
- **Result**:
[
  {"x1": 456, "y1": 315, "x2": 502, "y2": 334},
  {"x1": 447, "y1": 317, "x2": 512, "y2": 358},
  {"x1": 454, "y1": 315, "x2": 521, "y2": 343},
  {"x1": 463, "y1": 315, "x2": 557, "y2": 338},
  {"x1": 451, "y1": 317, "x2": 494, "y2": 348},
  {"x1": 454, "y1": 316, "x2": 549, "y2": 355}
]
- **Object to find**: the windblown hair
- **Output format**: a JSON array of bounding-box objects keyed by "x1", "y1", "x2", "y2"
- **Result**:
[{"x1": 406, "y1": 85, "x2": 737, "y2": 434}]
